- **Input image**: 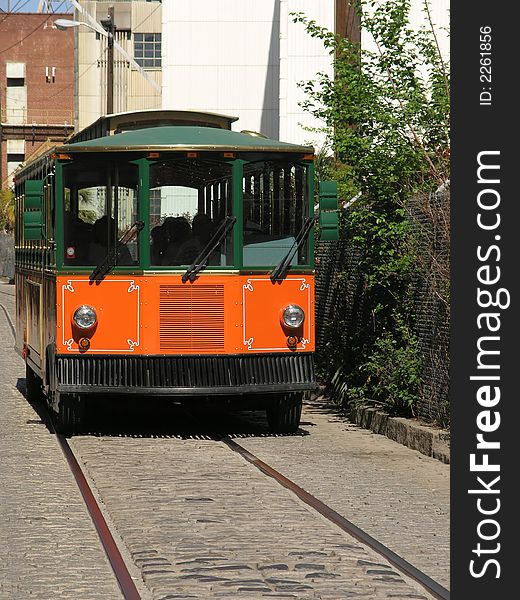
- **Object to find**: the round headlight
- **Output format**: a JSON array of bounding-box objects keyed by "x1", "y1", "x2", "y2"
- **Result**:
[
  {"x1": 282, "y1": 304, "x2": 305, "y2": 329},
  {"x1": 73, "y1": 305, "x2": 97, "y2": 329}
]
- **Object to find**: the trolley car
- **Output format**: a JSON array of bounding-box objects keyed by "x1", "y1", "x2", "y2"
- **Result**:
[{"x1": 14, "y1": 110, "x2": 338, "y2": 434}]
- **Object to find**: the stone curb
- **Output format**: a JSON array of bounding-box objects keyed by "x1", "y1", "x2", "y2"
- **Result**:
[
  {"x1": 350, "y1": 405, "x2": 450, "y2": 464},
  {"x1": 310, "y1": 388, "x2": 450, "y2": 464}
]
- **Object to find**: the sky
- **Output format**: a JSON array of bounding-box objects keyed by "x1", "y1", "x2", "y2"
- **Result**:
[{"x1": 0, "y1": 0, "x2": 72, "y2": 13}]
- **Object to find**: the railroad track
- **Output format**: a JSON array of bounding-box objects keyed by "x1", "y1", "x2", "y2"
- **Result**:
[
  {"x1": 1, "y1": 297, "x2": 450, "y2": 600},
  {"x1": 223, "y1": 437, "x2": 449, "y2": 600},
  {"x1": 55, "y1": 429, "x2": 142, "y2": 599}
]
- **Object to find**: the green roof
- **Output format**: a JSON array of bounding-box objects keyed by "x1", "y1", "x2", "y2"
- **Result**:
[{"x1": 58, "y1": 126, "x2": 314, "y2": 154}]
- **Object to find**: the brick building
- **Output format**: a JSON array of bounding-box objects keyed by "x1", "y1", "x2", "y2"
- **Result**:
[{"x1": 0, "y1": 13, "x2": 74, "y2": 189}]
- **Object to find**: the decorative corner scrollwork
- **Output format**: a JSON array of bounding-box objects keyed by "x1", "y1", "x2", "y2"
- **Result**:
[
  {"x1": 64, "y1": 338, "x2": 74, "y2": 351},
  {"x1": 128, "y1": 281, "x2": 139, "y2": 293},
  {"x1": 127, "y1": 339, "x2": 139, "y2": 351},
  {"x1": 243, "y1": 280, "x2": 254, "y2": 292},
  {"x1": 63, "y1": 281, "x2": 75, "y2": 293},
  {"x1": 244, "y1": 337, "x2": 254, "y2": 350},
  {"x1": 299, "y1": 279, "x2": 310, "y2": 292},
  {"x1": 300, "y1": 338, "x2": 310, "y2": 350}
]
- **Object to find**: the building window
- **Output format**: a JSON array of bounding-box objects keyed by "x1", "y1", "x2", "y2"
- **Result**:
[
  {"x1": 6, "y1": 63, "x2": 27, "y2": 125},
  {"x1": 134, "y1": 33, "x2": 161, "y2": 68}
]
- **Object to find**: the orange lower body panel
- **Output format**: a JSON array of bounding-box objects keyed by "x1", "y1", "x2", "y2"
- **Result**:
[{"x1": 56, "y1": 274, "x2": 315, "y2": 356}]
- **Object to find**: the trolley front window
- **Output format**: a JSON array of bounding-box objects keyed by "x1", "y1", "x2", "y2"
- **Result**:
[
  {"x1": 242, "y1": 160, "x2": 309, "y2": 267},
  {"x1": 62, "y1": 159, "x2": 139, "y2": 267},
  {"x1": 149, "y1": 158, "x2": 233, "y2": 267}
]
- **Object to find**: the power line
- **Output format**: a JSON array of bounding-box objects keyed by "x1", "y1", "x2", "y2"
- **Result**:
[
  {"x1": 0, "y1": 1, "x2": 70, "y2": 57},
  {"x1": 0, "y1": 10, "x2": 57, "y2": 55},
  {"x1": 0, "y1": 0, "x2": 32, "y2": 23},
  {"x1": 48, "y1": 0, "x2": 68, "y2": 14},
  {"x1": 9, "y1": 0, "x2": 34, "y2": 13},
  {"x1": 0, "y1": 0, "x2": 71, "y2": 14},
  {"x1": 51, "y1": 1, "x2": 72, "y2": 14}
]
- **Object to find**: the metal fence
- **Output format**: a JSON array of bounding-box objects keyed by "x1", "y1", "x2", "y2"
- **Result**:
[
  {"x1": 315, "y1": 189, "x2": 450, "y2": 427},
  {"x1": 406, "y1": 189, "x2": 450, "y2": 426}
]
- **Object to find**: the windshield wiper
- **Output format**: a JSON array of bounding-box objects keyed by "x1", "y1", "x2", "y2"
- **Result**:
[
  {"x1": 270, "y1": 216, "x2": 316, "y2": 282},
  {"x1": 90, "y1": 220, "x2": 144, "y2": 283},
  {"x1": 182, "y1": 216, "x2": 237, "y2": 283}
]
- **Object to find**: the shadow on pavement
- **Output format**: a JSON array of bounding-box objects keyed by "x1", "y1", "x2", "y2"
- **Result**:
[
  {"x1": 303, "y1": 393, "x2": 359, "y2": 425},
  {"x1": 16, "y1": 377, "x2": 55, "y2": 434},
  {"x1": 16, "y1": 377, "x2": 310, "y2": 440}
]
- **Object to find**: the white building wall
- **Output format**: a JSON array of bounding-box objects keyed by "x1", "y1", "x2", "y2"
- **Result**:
[
  {"x1": 162, "y1": 0, "x2": 334, "y2": 149},
  {"x1": 162, "y1": 0, "x2": 280, "y2": 139},
  {"x1": 282, "y1": 1, "x2": 334, "y2": 148}
]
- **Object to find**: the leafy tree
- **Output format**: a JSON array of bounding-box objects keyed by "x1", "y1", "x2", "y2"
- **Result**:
[
  {"x1": 294, "y1": 0, "x2": 449, "y2": 192},
  {"x1": 0, "y1": 188, "x2": 15, "y2": 233},
  {"x1": 294, "y1": 0, "x2": 450, "y2": 416}
]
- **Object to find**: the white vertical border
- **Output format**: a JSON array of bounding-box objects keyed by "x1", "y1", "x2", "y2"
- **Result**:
[
  {"x1": 242, "y1": 277, "x2": 312, "y2": 351},
  {"x1": 61, "y1": 279, "x2": 140, "y2": 353}
]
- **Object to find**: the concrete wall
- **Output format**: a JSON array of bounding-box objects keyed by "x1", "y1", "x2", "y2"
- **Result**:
[
  {"x1": 281, "y1": 1, "x2": 335, "y2": 147},
  {"x1": 162, "y1": 0, "x2": 281, "y2": 138},
  {"x1": 162, "y1": 0, "x2": 335, "y2": 149}
]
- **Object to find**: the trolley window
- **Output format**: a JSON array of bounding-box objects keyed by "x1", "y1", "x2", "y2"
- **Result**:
[
  {"x1": 62, "y1": 159, "x2": 139, "y2": 267},
  {"x1": 149, "y1": 158, "x2": 233, "y2": 267},
  {"x1": 243, "y1": 160, "x2": 309, "y2": 267}
]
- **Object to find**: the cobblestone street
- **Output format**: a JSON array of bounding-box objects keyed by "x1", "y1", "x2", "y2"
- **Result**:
[
  {"x1": 0, "y1": 287, "x2": 125, "y2": 600},
  {"x1": 238, "y1": 402, "x2": 450, "y2": 588},
  {"x1": 0, "y1": 281, "x2": 449, "y2": 599},
  {"x1": 69, "y1": 432, "x2": 434, "y2": 599}
]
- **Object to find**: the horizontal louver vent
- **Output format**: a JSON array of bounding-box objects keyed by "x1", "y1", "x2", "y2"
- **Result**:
[
  {"x1": 56, "y1": 354, "x2": 315, "y2": 389},
  {"x1": 160, "y1": 284, "x2": 224, "y2": 351}
]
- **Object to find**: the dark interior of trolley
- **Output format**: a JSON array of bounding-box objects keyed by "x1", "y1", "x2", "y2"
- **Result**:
[{"x1": 59, "y1": 154, "x2": 310, "y2": 270}]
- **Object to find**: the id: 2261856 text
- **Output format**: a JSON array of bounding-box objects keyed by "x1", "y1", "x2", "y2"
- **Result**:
[{"x1": 479, "y1": 26, "x2": 492, "y2": 106}]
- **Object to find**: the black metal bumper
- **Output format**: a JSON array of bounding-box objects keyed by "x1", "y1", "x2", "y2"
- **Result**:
[{"x1": 55, "y1": 353, "x2": 316, "y2": 395}]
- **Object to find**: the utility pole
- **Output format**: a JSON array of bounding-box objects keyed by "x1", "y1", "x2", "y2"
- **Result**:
[{"x1": 100, "y1": 6, "x2": 115, "y2": 115}]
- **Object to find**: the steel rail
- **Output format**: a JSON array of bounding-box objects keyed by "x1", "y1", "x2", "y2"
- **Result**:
[
  {"x1": 222, "y1": 436, "x2": 450, "y2": 600},
  {"x1": 0, "y1": 299, "x2": 141, "y2": 600},
  {"x1": 54, "y1": 433, "x2": 142, "y2": 600}
]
